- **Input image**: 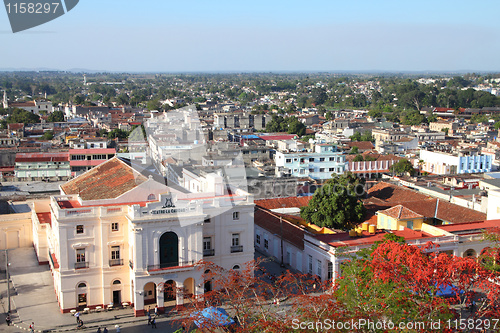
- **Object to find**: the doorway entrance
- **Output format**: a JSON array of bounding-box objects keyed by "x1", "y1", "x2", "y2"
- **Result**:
[
  {"x1": 113, "y1": 290, "x2": 121, "y2": 306},
  {"x1": 78, "y1": 293, "x2": 87, "y2": 308}
]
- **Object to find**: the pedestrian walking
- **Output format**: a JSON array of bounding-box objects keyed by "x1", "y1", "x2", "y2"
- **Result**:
[
  {"x1": 77, "y1": 319, "x2": 84, "y2": 329},
  {"x1": 115, "y1": 324, "x2": 121, "y2": 332},
  {"x1": 103, "y1": 327, "x2": 108, "y2": 333},
  {"x1": 151, "y1": 317, "x2": 157, "y2": 328},
  {"x1": 5, "y1": 314, "x2": 11, "y2": 326},
  {"x1": 75, "y1": 311, "x2": 80, "y2": 323},
  {"x1": 29, "y1": 322, "x2": 35, "y2": 333},
  {"x1": 97, "y1": 327, "x2": 102, "y2": 333},
  {"x1": 154, "y1": 305, "x2": 158, "y2": 317},
  {"x1": 147, "y1": 311, "x2": 152, "y2": 325}
]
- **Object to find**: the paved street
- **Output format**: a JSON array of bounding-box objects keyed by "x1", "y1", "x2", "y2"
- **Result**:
[{"x1": 0, "y1": 247, "x2": 294, "y2": 332}]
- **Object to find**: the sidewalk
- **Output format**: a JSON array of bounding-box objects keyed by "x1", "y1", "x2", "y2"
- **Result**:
[
  {"x1": 0, "y1": 248, "x2": 298, "y2": 332},
  {"x1": 0, "y1": 248, "x2": 150, "y2": 332}
]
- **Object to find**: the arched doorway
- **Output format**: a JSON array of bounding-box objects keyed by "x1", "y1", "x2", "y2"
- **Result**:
[
  {"x1": 76, "y1": 282, "x2": 88, "y2": 310},
  {"x1": 183, "y1": 278, "x2": 194, "y2": 298},
  {"x1": 111, "y1": 280, "x2": 122, "y2": 306},
  {"x1": 159, "y1": 232, "x2": 179, "y2": 268},
  {"x1": 164, "y1": 280, "x2": 176, "y2": 302},
  {"x1": 204, "y1": 270, "x2": 212, "y2": 293},
  {"x1": 144, "y1": 282, "x2": 157, "y2": 306}
]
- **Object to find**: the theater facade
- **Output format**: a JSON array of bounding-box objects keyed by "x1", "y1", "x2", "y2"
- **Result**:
[{"x1": 31, "y1": 157, "x2": 254, "y2": 316}]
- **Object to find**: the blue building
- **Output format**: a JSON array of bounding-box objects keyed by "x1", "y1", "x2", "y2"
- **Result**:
[{"x1": 420, "y1": 149, "x2": 493, "y2": 175}]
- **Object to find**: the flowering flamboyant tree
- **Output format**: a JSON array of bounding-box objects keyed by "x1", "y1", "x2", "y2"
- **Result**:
[{"x1": 178, "y1": 239, "x2": 500, "y2": 333}]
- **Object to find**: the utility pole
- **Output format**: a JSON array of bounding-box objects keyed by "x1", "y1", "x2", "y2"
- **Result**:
[{"x1": 5, "y1": 249, "x2": 10, "y2": 314}]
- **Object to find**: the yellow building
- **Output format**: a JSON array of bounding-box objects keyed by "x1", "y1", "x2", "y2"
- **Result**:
[{"x1": 377, "y1": 205, "x2": 425, "y2": 231}]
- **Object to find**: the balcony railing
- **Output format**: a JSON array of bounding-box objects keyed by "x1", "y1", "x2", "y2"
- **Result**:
[
  {"x1": 109, "y1": 259, "x2": 123, "y2": 267},
  {"x1": 203, "y1": 249, "x2": 215, "y2": 256},
  {"x1": 147, "y1": 260, "x2": 195, "y2": 272},
  {"x1": 231, "y1": 245, "x2": 243, "y2": 253},
  {"x1": 75, "y1": 262, "x2": 89, "y2": 269}
]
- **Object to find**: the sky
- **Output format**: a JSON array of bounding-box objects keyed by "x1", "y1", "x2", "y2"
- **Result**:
[{"x1": 1, "y1": 0, "x2": 500, "y2": 72}]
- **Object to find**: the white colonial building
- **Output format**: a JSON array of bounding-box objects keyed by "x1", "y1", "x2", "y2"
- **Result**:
[
  {"x1": 31, "y1": 157, "x2": 254, "y2": 316},
  {"x1": 274, "y1": 143, "x2": 346, "y2": 179}
]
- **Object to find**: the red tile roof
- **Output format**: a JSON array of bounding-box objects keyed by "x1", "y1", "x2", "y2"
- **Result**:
[
  {"x1": 15, "y1": 152, "x2": 69, "y2": 163},
  {"x1": 437, "y1": 219, "x2": 500, "y2": 233},
  {"x1": 255, "y1": 196, "x2": 311, "y2": 210},
  {"x1": 346, "y1": 141, "x2": 374, "y2": 150},
  {"x1": 366, "y1": 182, "x2": 486, "y2": 224},
  {"x1": 378, "y1": 205, "x2": 423, "y2": 220},
  {"x1": 254, "y1": 207, "x2": 305, "y2": 250},
  {"x1": 61, "y1": 157, "x2": 147, "y2": 200},
  {"x1": 8, "y1": 123, "x2": 24, "y2": 131},
  {"x1": 258, "y1": 134, "x2": 298, "y2": 141}
]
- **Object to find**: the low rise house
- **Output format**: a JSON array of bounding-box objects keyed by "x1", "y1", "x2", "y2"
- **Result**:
[
  {"x1": 254, "y1": 182, "x2": 494, "y2": 283},
  {"x1": 14, "y1": 152, "x2": 70, "y2": 181}
]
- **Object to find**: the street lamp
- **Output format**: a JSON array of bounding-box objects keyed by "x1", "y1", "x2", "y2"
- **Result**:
[
  {"x1": 5, "y1": 249, "x2": 11, "y2": 315},
  {"x1": 280, "y1": 204, "x2": 285, "y2": 268}
]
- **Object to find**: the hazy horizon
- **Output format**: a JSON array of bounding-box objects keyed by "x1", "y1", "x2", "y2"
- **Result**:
[{"x1": 2, "y1": 0, "x2": 500, "y2": 73}]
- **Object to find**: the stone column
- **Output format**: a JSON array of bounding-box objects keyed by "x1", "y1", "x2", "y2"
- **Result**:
[
  {"x1": 156, "y1": 284, "x2": 164, "y2": 310},
  {"x1": 133, "y1": 283, "x2": 145, "y2": 317},
  {"x1": 176, "y1": 282, "x2": 184, "y2": 307}
]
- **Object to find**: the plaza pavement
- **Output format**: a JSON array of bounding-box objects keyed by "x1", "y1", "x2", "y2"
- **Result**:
[{"x1": 0, "y1": 247, "x2": 293, "y2": 332}]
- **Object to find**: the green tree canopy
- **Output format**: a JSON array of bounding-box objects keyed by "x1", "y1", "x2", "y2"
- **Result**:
[
  {"x1": 353, "y1": 154, "x2": 364, "y2": 162},
  {"x1": 41, "y1": 131, "x2": 54, "y2": 140},
  {"x1": 6, "y1": 108, "x2": 40, "y2": 124},
  {"x1": 368, "y1": 109, "x2": 383, "y2": 118},
  {"x1": 107, "y1": 128, "x2": 129, "y2": 139},
  {"x1": 300, "y1": 172, "x2": 366, "y2": 230},
  {"x1": 265, "y1": 115, "x2": 306, "y2": 136},
  {"x1": 47, "y1": 110, "x2": 65, "y2": 122},
  {"x1": 390, "y1": 158, "x2": 415, "y2": 176},
  {"x1": 350, "y1": 131, "x2": 361, "y2": 141}
]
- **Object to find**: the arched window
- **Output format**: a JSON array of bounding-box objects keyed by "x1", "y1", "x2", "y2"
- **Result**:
[
  {"x1": 147, "y1": 193, "x2": 156, "y2": 201},
  {"x1": 232, "y1": 265, "x2": 240, "y2": 270},
  {"x1": 112, "y1": 280, "x2": 121, "y2": 285},
  {"x1": 464, "y1": 249, "x2": 477, "y2": 258},
  {"x1": 159, "y1": 232, "x2": 179, "y2": 267},
  {"x1": 78, "y1": 283, "x2": 87, "y2": 288}
]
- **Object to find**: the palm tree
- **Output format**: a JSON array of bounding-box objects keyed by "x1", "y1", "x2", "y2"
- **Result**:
[{"x1": 418, "y1": 159, "x2": 424, "y2": 175}]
